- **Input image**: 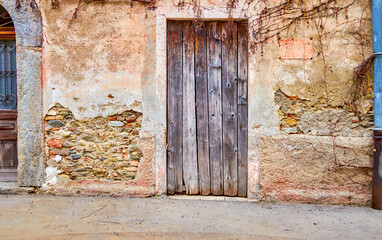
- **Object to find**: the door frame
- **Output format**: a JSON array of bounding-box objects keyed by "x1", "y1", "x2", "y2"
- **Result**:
[
  {"x1": 154, "y1": 6, "x2": 254, "y2": 197},
  {"x1": 0, "y1": 0, "x2": 44, "y2": 187}
]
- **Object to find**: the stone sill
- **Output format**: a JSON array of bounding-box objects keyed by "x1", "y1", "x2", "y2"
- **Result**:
[
  {"x1": 0, "y1": 182, "x2": 36, "y2": 195},
  {"x1": 167, "y1": 194, "x2": 260, "y2": 203}
]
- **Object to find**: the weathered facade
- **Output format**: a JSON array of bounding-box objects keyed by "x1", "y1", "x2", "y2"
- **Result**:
[{"x1": 0, "y1": 0, "x2": 375, "y2": 205}]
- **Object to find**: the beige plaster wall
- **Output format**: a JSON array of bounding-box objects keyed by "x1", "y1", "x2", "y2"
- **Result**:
[{"x1": 39, "y1": 0, "x2": 154, "y2": 119}]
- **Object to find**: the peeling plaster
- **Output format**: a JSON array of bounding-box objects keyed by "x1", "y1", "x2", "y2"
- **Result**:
[{"x1": 43, "y1": 166, "x2": 61, "y2": 187}]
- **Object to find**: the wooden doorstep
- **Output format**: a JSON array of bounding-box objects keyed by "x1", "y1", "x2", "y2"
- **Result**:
[
  {"x1": 0, "y1": 171, "x2": 17, "y2": 182},
  {"x1": 0, "y1": 168, "x2": 17, "y2": 173}
]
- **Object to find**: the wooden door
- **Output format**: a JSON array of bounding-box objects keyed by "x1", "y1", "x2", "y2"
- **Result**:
[
  {"x1": 0, "y1": 6, "x2": 17, "y2": 182},
  {"x1": 0, "y1": 109, "x2": 17, "y2": 182},
  {"x1": 167, "y1": 21, "x2": 248, "y2": 197}
]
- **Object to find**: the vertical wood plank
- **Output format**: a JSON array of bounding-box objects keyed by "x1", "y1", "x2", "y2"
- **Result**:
[
  {"x1": 167, "y1": 21, "x2": 183, "y2": 194},
  {"x1": 222, "y1": 22, "x2": 238, "y2": 196},
  {"x1": 207, "y1": 22, "x2": 223, "y2": 195},
  {"x1": 182, "y1": 22, "x2": 199, "y2": 194},
  {"x1": 195, "y1": 25, "x2": 211, "y2": 195},
  {"x1": 237, "y1": 22, "x2": 248, "y2": 197}
]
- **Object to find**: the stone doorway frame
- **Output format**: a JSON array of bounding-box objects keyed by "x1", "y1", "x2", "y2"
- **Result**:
[{"x1": 0, "y1": 0, "x2": 44, "y2": 186}]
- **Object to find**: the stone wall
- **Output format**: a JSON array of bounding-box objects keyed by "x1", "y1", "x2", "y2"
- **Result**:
[
  {"x1": 275, "y1": 89, "x2": 374, "y2": 137},
  {"x1": 44, "y1": 104, "x2": 143, "y2": 185},
  {"x1": 259, "y1": 135, "x2": 373, "y2": 205}
]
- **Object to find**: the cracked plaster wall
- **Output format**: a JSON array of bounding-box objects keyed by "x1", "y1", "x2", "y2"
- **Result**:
[{"x1": 37, "y1": 0, "x2": 157, "y2": 194}]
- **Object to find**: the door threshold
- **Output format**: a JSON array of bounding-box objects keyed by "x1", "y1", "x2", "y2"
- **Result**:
[
  {"x1": 0, "y1": 182, "x2": 35, "y2": 195},
  {"x1": 167, "y1": 194, "x2": 259, "y2": 203}
]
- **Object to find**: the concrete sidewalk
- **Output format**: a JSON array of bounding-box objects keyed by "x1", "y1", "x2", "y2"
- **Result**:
[{"x1": 0, "y1": 195, "x2": 381, "y2": 240}]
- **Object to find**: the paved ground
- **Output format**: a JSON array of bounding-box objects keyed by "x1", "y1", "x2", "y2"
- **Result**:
[{"x1": 0, "y1": 195, "x2": 381, "y2": 240}]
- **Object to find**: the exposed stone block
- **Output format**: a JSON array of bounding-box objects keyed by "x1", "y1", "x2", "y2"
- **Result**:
[
  {"x1": 47, "y1": 139, "x2": 62, "y2": 149},
  {"x1": 17, "y1": 47, "x2": 44, "y2": 187},
  {"x1": 54, "y1": 148, "x2": 70, "y2": 156},
  {"x1": 109, "y1": 121, "x2": 124, "y2": 127},
  {"x1": 47, "y1": 120, "x2": 64, "y2": 128},
  {"x1": 259, "y1": 135, "x2": 373, "y2": 205}
]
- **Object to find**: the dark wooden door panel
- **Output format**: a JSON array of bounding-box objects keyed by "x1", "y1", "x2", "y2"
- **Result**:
[
  {"x1": 0, "y1": 110, "x2": 17, "y2": 182},
  {"x1": 0, "y1": 140, "x2": 17, "y2": 182},
  {"x1": 195, "y1": 25, "x2": 211, "y2": 196},
  {"x1": 167, "y1": 21, "x2": 184, "y2": 194},
  {"x1": 182, "y1": 21, "x2": 198, "y2": 194},
  {"x1": 167, "y1": 21, "x2": 248, "y2": 197},
  {"x1": 222, "y1": 22, "x2": 238, "y2": 196},
  {"x1": 0, "y1": 140, "x2": 17, "y2": 168},
  {"x1": 207, "y1": 22, "x2": 224, "y2": 196},
  {"x1": 237, "y1": 22, "x2": 249, "y2": 197},
  {"x1": 0, "y1": 21, "x2": 18, "y2": 182}
]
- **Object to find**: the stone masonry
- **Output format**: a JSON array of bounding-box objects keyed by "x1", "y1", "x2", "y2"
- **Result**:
[
  {"x1": 275, "y1": 89, "x2": 374, "y2": 137},
  {"x1": 259, "y1": 135, "x2": 373, "y2": 205},
  {"x1": 44, "y1": 104, "x2": 143, "y2": 185}
]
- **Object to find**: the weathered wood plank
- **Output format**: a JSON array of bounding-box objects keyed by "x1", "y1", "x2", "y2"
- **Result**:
[
  {"x1": 222, "y1": 22, "x2": 238, "y2": 196},
  {"x1": 0, "y1": 130, "x2": 16, "y2": 140},
  {"x1": 195, "y1": 24, "x2": 211, "y2": 195},
  {"x1": 0, "y1": 141, "x2": 17, "y2": 168},
  {"x1": 207, "y1": 22, "x2": 223, "y2": 195},
  {"x1": 0, "y1": 120, "x2": 15, "y2": 130},
  {"x1": 182, "y1": 22, "x2": 199, "y2": 195},
  {"x1": 167, "y1": 21, "x2": 184, "y2": 194},
  {"x1": 237, "y1": 22, "x2": 248, "y2": 197},
  {"x1": 0, "y1": 110, "x2": 17, "y2": 120}
]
